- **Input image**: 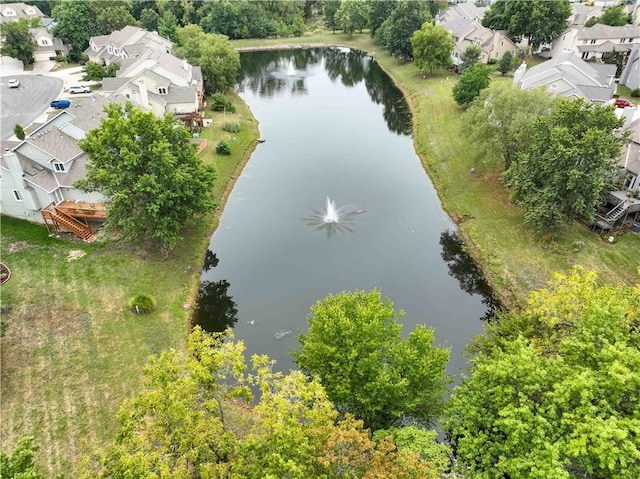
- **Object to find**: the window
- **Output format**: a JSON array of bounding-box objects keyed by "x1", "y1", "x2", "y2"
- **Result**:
[
  {"x1": 620, "y1": 38, "x2": 626, "y2": 43},
  {"x1": 53, "y1": 162, "x2": 65, "y2": 172},
  {"x1": 590, "y1": 39, "x2": 596, "y2": 44},
  {"x1": 12, "y1": 190, "x2": 22, "y2": 201},
  {"x1": 158, "y1": 87, "x2": 167, "y2": 95},
  {"x1": 583, "y1": 40, "x2": 588, "y2": 44},
  {"x1": 629, "y1": 38, "x2": 635, "y2": 42}
]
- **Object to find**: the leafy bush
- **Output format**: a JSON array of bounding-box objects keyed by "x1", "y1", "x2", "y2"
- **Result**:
[
  {"x1": 216, "y1": 141, "x2": 231, "y2": 155},
  {"x1": 211, "y1": 93, "x2": 236, "y2": 113},
  {"x1": 54, "y1": 55, "x2": 66, "y2": 63},
  {"x1": 221, "y1": 122, "x2": 240, "y2": 133},
  {"x1": 13, "y1": 124, "x2": 25, "y2": 140},
  {"x1": 129, "y1": 293, "x2": 157, "y2": 314},
  {"x1": 630, "y1": 88, "x2": 640, "y2": 98}
]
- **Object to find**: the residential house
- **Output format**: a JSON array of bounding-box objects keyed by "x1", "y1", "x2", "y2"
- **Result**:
[
  {"x1": 576, "y1": 24, "x2": 640, "y2": 61},
  {"x1": 30, "y1": 27, "x2": 69, "y2": 62},
  {"x1": 438, "y1": 3, "x2": 517, "y2": 67},
  {"x1": 513, "y1": 52, "x2": 616, "y2": 103},
  {"x1": 620, "y1": 43, "x2": 640, "y2": 90},
  {"x1": 0, "y1": 2, "x2": 44, "y2": 25},
  {"x1": 85, "y1": 26, "x2": 203, "y2": 116},
  {"x1": 596, "y1": 117, "x2": 640, "y2": 230},
  {"x1": 0, "y1": 95, "x2": 126, "y2": 224}
]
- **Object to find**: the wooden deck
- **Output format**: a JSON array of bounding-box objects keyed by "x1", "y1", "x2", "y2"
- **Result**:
[{"x1": 55, "y1": 200, "x2": 107, "y2": 219}]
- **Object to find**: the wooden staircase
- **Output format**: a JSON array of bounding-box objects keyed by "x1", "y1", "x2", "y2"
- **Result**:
[
  {"x1": 598, "y1": 200, "x2": 629, "y2": 225},
  {"x1": 41, "y1": 202, "x2": 95, "y2": 241}
]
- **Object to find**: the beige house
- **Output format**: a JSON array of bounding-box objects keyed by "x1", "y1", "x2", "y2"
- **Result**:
[
  {"x1": 0, "y1": 2, "x2": 44, "y2": 25},
  {"x1": 437, "y1": 3, "x2": 517, "y2": 67},
  {"x1": 86, "y1": 26, "x2": 203, "y2": 117},
  {"x1": 30, "y1": 27, "x2": 68, "y2": 62}
]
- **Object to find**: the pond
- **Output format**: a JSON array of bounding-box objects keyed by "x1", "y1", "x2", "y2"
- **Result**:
[{"x1": 194, "y1": 48, "x2": 496, "y2": 378}]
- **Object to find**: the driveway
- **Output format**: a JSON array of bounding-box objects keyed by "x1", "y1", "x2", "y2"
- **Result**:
[{"x1": 1, "y1": 74, "x2": 63, "y2": 141}]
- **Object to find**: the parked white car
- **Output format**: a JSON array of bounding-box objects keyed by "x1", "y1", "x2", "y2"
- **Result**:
[
  {"x1": 68, "y1": 85, "x2": 91, "y2": 94},
  {"x1": 8, "y1": 79, "x2": 20, "y2": 88}
]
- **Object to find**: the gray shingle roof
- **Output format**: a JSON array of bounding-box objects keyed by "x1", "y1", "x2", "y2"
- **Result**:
[{"x1": 577, "y1": 24, "x2": 640, "y2": 40}]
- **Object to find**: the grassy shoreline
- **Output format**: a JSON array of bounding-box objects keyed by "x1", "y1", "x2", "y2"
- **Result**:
[{"x1": 1, "y1": 29, "x2": 638, "y2": 476}]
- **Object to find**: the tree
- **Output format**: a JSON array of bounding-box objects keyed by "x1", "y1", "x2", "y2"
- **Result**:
[
  {"x1": 80, "y1": 328, "x2": 442, "y2": 478},
  {"x1": 482, "y1": 0, "x2": 572, "y2": 51},
  {"x1": 322, "y1": 0, "x2": 341, "y2": 32},
  {"x1": 445, "y1": 268, "x2": 640, "y2": 479},
  {"x1": 459, "y1": 44, "x2": 482, "y2": 73},
  {"x1": 0, "y1": 19, "x2": 35, "y2": 65},
  {"x1": 158, "y1": 9, "x2": 178, "y2": 40},
  {"x1": 335, "y1": 0, "x2": 371, "y2": 37},
  {"x1": 452, "y1": 63, "x2": 491, "y2": 106},
  {"x1": 462, "y1": 82, "x2": 556, "y2": 169},
  {"x1": 139, "y1": 7, "x2": 160, "y2": 32},
  {"x1": 368, "y1": 0, "x2": 396, "y2": 37},
  {"x1": 52, "y1": 0, "x2": 100, "y2": 61},
  {"x1": 75, "y1": 102, "x2": 216, "y2": 250},
  {"x1": 0, "y1": 437, "x2": 45, "y2": 479},
  {"x1": 175, "y1": 24, "x2": 240, "y2": 93},
  {"x1": 496, "y1": 50, "x2": 514, "y2": 75},
  {"x1": 585, "y1": 6, "x2": 629, "y2": 27},
  {"x1": 383, "y1": 0, "x2": 432, "y2": 59},
  {"x1": 91, "y1": 0, "x2": 138, "y2": 33},
  {"x1": 411, "y1": 21, "x2": 453, "y2": 75},
  {"x1": 294, "y1": 289, "x2": 450, "y2": 430},
  {"x1": 81, "y1": 60, "x2": 119, "y2": 81},
  {"x1": 502, "y1": 98, "x2": 626, "y2": 230},
  {"x1": 13, "y1": 124, "x2": 25, "y2": 140}
]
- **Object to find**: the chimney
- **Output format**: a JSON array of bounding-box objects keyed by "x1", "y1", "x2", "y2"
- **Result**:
[{"x1": 138, "y1": 80, "x2": 149, "y2": 109}]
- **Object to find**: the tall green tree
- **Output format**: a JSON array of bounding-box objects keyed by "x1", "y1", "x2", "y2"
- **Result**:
[
  {"x1": 496, "y1": 50, "x2": 514, "y2": 75},
  {"x1": 335, "y1": 0, "x2": 371, "y2": 37},
  {"x1": 0, "y1": 19, "x2": 35, "y2": 65},
  {"x1": 368, "y1": 0, "x2": 396, "y2": 37},
  {"x1": 0, "y1": 437, "x2": 45, "y2": 479},
  {"x1": 446, "y1": 268, "x2": 640, "y2": 479},
  {"x1": 502, "y1": 98, "x2": 626, "y2": 230},
  {"x1": 175, "y1": 24, "x2": 240, "y2": 93},
  {"x1": 459, "y1": 44, "x2": 482, "y2": 73},
  {"x1": 585, "y1": 6, "x2": 629, "y2": 27},
  {"x1": 411, "y1": 21, "x2": 453, "y2": 75},
  {"x1": 52, "y1": 0, "x2": 100, "y2": 60},
  {"x1": 91, "y1": 0, "x2": 138, "y2": 33},
  {"x1": 294, "y1": 289, "x2": 450, "y2": 430},
  {"x1": 383, "y1": 0, "x2": 432, "y2": 59},
  {"x1": 452, "y1": 63, "x2": 491, "y2": 106},
  {"x1": 158, "y1": 9, "x2": 178, "y2": 40},
  {"x1": 482, "y1": 0, "x2": 572, "y2": 50},
  {"x1": 463, "y1": 82, "x2": 556, "y2": 169},
  {"x1": 75, "y1": 102, "x2": 216, "y2": 250},
  {"x1": 322, "y1": 0, "x2": 341, "y2": 32},
  {"x1": 80, "y1": 328, "x2": 442, "y2": 478},
  {"x1": 139, "y1": 7, "x2": 160, "y2": 32}
]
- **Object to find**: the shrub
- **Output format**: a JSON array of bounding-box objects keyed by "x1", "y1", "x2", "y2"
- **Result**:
[
  {"x1": 211, "y1": 93, "x2": 236, "y2": 113},
  {"x1": 129, "y1": 293, "x2": 157, "y2": 314},
  {"x1": 630, "y1": 88, "x2": 640, "y2": 98},
  {"x1": 13, "y1": 124, "x2": 25, "y2": 140},
  {"x1": 216, "y1": 141, "x2": 231, "y2": 155},
  {"x1": 221, "y1": 122, "x2": 240, "y2": 133},
  {"x1": 54, "y1": 55, "x2": 66, "y2": 63}
]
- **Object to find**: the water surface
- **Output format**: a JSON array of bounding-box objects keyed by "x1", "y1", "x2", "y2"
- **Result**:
[{"x1": 195, "y1": 48, "x2": 495, "y2": 378}]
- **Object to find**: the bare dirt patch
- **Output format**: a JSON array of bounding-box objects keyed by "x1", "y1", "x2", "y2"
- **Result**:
[
  {"x1": 8, "y1": 241, "x2": 28, "y2": 253},
  {"x1": 67, "y1": 250, "x2": 86, "y2": 262}
]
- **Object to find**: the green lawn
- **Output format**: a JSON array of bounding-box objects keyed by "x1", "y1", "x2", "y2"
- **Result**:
[
  {"x1": 0, "y1": 95, "x2": 259, "y2": 476},
  {"x1": 1, "y1": 29, "x2": 638, "y2": 476}
]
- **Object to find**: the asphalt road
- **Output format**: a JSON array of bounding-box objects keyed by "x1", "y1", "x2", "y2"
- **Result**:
[{"x1": 1, "y1": 74, "x2": 63, "y2": 141}]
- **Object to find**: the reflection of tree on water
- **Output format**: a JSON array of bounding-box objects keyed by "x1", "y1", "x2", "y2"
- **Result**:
[
  {"x1": 236, "y1": 48, "x2": 412, "y2": 135},
  {"x1": 439, "y1": 230, "x2": 501, "y2": 321},
  {"x1": 193, "y1": 251, "x2": 239, "y2": 333}
]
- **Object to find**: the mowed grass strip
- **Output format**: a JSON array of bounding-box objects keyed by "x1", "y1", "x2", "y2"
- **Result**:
[{"x1": 0, "y1": 95, "x2": 259, "y2": 476}]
